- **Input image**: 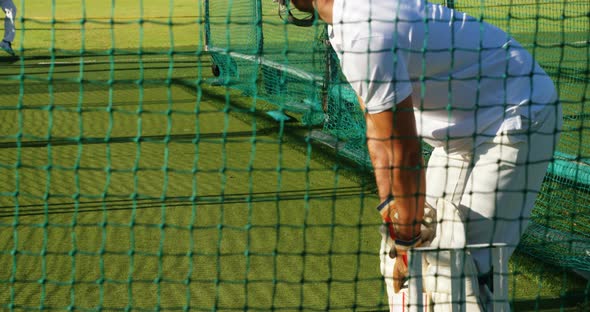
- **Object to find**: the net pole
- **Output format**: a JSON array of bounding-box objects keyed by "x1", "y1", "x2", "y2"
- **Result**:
[
  {"x1": 255, "y1": 0, "x2": 263, "y2": 55},
  {"x1": 321, "y1": 26, "x2": 331, "y2": 113},
  {"x1": 203, "y1": 0, "x2": 211, "y2": 51}
]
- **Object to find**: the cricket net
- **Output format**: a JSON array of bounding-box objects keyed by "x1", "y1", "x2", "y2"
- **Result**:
[{"x1": 0, "y1": 0, "x2": 588, "y2": 310}]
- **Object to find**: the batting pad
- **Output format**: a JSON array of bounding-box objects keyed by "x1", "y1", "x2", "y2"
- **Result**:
[
  {"x1": 380, "y1": 238, "x2": 431, "y2": 312},
  {"x1": 424, "y1": 254, "x2": 483, "y2": 312},
  {"x1": 388, "y1": 288, "x2": 431, "y2": 312},
  {"x1": 423, "y1": 199, "x2": 483, "y2": 311}
]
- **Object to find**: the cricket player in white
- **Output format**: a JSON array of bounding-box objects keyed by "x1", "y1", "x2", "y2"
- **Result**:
[
  {"x1": 1, "y1": 0, "x2": 16, "y2": 56},
  {"x1": 281, "y1": 0, "x2": 562, "y2": 311}
]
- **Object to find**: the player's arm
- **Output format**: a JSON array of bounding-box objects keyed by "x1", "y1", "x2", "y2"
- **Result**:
[{"x1": 361, "y1": 95, "x2": 425, "y2": 241}]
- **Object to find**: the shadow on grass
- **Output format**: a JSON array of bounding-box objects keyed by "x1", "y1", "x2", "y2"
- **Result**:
[
  {"x1": 513, "y1": 291, "x2": 589, "y2": 311},
  {"x1": 0, "y1": 54, "x2": 19, "y2": 63},
  {"x1": 0, "y1": 53, "x2": 103, "y2": 64},
  {"x1": 0, "y1": 185, "x2": 372, "y2": 218},
  {"x1": 0, "y1": 126, "x2": 281, "y2": 149}
]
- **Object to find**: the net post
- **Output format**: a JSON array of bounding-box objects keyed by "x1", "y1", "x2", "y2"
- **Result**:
[
  {"x1": 203, "y1": 0, "x2": 211, "y2": 51},
  {"x1": 254, "y1": 0, "x2": 264, "y2": 55}
]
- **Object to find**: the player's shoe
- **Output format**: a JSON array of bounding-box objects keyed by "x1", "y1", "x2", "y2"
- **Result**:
[{"x1": 1, "y1": 40, "x2": 15, "y2": 56}]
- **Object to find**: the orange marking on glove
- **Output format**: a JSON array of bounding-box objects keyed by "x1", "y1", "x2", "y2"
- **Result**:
[{"x1": 384, "y1": 216, "x2": 397, "y2": 240}]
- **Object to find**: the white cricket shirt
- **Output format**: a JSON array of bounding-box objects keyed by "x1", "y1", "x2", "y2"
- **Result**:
[{"x1": 329, "y1": 0, "x2": 557, "y2": 152}]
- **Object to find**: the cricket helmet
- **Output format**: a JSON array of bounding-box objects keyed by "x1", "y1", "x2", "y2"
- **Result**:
[{"x1": 275, "y1": 0, "x2": 316, "y2": 27}]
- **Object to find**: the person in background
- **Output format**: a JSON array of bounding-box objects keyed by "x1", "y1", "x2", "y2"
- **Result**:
[{"x1": 1, "y1": 0, "x2": 16, "y2": 56}]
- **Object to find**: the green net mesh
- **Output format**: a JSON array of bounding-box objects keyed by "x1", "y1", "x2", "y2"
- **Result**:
[{"x1": 0, "y1": 0, "x2": 588, "y2": 310}]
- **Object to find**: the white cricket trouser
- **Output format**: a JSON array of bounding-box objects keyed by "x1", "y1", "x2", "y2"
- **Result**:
[
  {"x1": 1, "y1": 0, "x2": 16, "y2": 43},
  {"x1": 381, "y1": 103, "x2": 562, "y2": 311},
  {"x1": 425, "y1": 103, "x2": 562, "y2": 275}
]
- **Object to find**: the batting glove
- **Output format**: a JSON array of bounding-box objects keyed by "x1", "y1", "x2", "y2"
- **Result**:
[{"x1": 378, "y1": 198, "x2": 437, "y2": 293}]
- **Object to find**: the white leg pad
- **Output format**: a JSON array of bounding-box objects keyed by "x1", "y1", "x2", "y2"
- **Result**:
[
  {"x1": 423, "y1": 251, "x2": 483, "y2": 312},
  {"x1": 381, "y1": 239, "x2": 432, "y2": 312},
  {"x1": 429, "y1": 292, "x2": 482, "y2": 312},
  {"x1": 388, "y1": 288, "x2": 431, "y2": 312},
  {"x1": 423, "y1": 199, "x2": 483, "y2": 311}
]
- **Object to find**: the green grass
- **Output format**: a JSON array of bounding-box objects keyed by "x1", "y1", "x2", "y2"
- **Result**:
[
  {"x1": 15, "y1": 0, "x2": 204, "y2": 54},
  {"x1": 0, "y1": 0, "x2": 589, "y2": 311},
  {"x1": 0, "y1": 54, "x2": 385, "y2": 310}
]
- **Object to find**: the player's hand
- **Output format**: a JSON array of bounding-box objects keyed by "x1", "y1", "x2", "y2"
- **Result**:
[
  {"x1": 378, "y1": 198, "x2": 436, "y2": 257},
  {"x1": 393, "y1": 251, "x2": 410, "y2": 293},
  {"x1": 377, "y1": 196, "x2": 397, "y2": 224},
  {"x1": 379, "y1": 199, "x2": 437, "y2": 293},
  {"x1": 377, "y1": 197, "x2": 406, "y2": 258}
]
